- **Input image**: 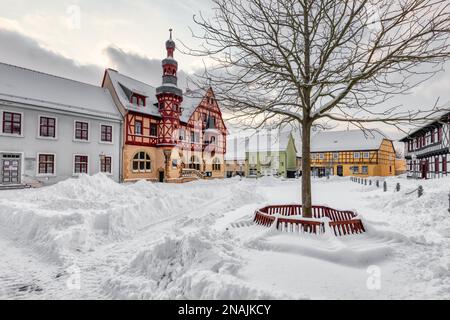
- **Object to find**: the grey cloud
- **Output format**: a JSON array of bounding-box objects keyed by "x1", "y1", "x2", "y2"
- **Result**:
[
  {"x1": 0, "y1": 28, "x2": 102, "y2": 85},
  {"x1": 0, "y1": 28, "x2": 191, "y2": 89},
  {"x1": 103, "y1": 45, "x2": 190, "y2": 89}
]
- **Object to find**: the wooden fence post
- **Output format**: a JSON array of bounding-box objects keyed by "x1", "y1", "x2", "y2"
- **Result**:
[{"x1": 383, "y1": 181, "x2": 387, "y2": 192}]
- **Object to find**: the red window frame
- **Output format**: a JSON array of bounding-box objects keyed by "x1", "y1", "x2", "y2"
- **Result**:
[
  {"x1": 100, "y1": 156, "x2": 112, "y2": 173},
  {"x1": 74, "y1": 155, "x2": 88, "y2": 174},
  {"x1": 150, "y1": 123, "x2": 158, "y2": 137},
  {"x1": 75, "y1": 121, "x2": 88, "y2": 140},
  {"x1": 135, "y1": 120, "x2": 143, "y2": 135},
  {"x1": 101, "y1": 125, "x2": 112, "y2": 142},
  {"x1": 38, "y1": 154, "x2": 54, "y2": 174},
  {"x1": 40, "y1": 117, "x2": 56, "y2": 138},
  {"x1": 2, "y1": 112, "x2": 21, "y2": 135}
]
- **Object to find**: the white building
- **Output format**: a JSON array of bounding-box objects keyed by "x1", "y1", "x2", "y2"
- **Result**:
[
  {"x1": 400, "y1": 110, "x2": 450, "y2": 179},
  {"x1": 0, "y1": 63, "x2": 123, "y2": 187}
]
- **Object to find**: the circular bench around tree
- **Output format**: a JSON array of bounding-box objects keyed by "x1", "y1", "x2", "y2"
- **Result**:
[{"x1": 253, "y1": 205, "x2": 365, "y2": 236}]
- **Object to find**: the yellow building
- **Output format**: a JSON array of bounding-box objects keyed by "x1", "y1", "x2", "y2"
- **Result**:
[{"x1": 310, "y1": 130, "x2": 396, "y2": 177}]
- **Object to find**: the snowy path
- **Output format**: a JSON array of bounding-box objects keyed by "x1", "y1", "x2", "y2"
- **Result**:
[
  {"x1": 0, "y1": 234, "x2": 68, "y2": 299},
  {"x1": 1, "y1": 174, "x2": 449, "y2": 299}
]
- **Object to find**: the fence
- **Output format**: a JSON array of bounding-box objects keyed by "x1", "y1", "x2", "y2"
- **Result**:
[{"x1": 350, "y1": 177, "x2": 428, "y2": 198}]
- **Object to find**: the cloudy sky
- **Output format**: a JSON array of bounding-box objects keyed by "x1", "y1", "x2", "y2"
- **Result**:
[
  {"x1": 0, "y1": 0, "x2": 449, "y2": 139},
  {"x1": 0, "y1": 0, "x2": 211, "y2": 86}
]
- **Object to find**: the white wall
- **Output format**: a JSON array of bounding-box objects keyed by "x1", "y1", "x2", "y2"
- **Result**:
[{"x1": 0, "y1": 104, "x2": 122, "y2": 185}]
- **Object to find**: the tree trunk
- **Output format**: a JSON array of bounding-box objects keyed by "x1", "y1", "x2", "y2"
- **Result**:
[{"x1": 301, "y1": 119, "x2": 313, "y2": 218}]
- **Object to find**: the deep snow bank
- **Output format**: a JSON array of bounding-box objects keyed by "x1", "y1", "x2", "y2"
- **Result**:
[
  {"x1": 104, "y1": 230, "x2": 300, "y2": 299},
  {"x1": 0, "y1": 174, "x2": 262, "y2": 263}
]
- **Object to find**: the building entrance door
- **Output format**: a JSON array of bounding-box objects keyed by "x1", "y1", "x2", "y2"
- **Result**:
[
  {"x1": 1, "y1": 154, "x2": 21, "y2": 184},
  {"x1": 421, "y1": 160, "x2": 428, "y2": 179},
  {"x1": 159, "y1": 171, "x2": 165, "y2": 182},
  {"x1": 337, "y1": 165, "x2": 343, "y2": 177}
]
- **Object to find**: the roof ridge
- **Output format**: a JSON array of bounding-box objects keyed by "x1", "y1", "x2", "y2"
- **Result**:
[
  {"x1": 0, "y1": 61, "x2": 104, "y2": 89},
  {"x1": 107, "y1": 68, "x2": 156, "y2": 90}
]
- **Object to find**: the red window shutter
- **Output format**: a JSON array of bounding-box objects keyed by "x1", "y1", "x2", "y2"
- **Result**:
[{"x1": 435, "y1": 157, "x2": 439, "y2": 174}]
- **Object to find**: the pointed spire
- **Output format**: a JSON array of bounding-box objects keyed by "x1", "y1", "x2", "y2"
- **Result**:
[{"x1": 169, "y1": 28, "x2": 173, "y2": 40}]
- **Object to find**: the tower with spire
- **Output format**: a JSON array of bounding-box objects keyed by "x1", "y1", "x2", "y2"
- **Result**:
[{"x1": 156, "y1": 29, "x2": 183, "y2": 147}]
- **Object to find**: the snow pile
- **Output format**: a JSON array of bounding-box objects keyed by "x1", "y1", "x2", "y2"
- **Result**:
[
  {"x1": 0, "y1": 174, "x2": 261, "y2": 264},
  {"x1": 104, "y1": 230, "x2": 299, "y2": 299},
  {"x1": 364, "y1": 176, "x2": 450, "y2": 241}
]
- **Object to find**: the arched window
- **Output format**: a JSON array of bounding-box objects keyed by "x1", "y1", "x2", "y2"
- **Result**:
[
  {"x1": 189, "y1": 155, "x2": 200, "y2": 171},
  {"x1": 132, "y1": 151, "x2": 151, "y2": 172},
  {"x1": 212, "y1": 158, "x2": 221, "y2": 171}
]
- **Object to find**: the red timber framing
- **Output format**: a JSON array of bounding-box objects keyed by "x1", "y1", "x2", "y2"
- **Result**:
[
  {"x1": 180, "y1": 89, "x2": 227, "y2": 155},
  {"x1": 157, "y1": 94, "x2": 182, "y2": 146},
  {"x1": 125, "y1": 111, "x2": 159, "y2": 146}
]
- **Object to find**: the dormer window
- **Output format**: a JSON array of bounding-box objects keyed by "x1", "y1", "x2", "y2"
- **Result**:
[{"x1": 130, "y1": 93, "x2": 146, "y2": 107}]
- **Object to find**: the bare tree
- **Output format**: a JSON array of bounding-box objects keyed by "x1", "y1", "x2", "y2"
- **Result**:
[{"x1": 183, "y1": 0, "x2": 450, "y2": 217}]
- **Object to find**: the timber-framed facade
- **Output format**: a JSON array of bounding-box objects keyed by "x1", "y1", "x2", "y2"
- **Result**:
[{"x1": 102, "y1": 31, "x2": 227, "y2": 183}]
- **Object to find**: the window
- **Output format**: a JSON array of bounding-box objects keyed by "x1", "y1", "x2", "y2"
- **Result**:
[
  {"x1": 189, "y1": 155, "x2": 200, "y2": 170},
  {"x1": 172, "y1": 159, "x2": 178, "y2": 169},
  {"x1": 212, "y1": 158, "x2": 221, "y2": 171},
  {"x1": 333, "y1": 152, "x2": 339, "y2": 160},
  {"x1": 210, "y1": 136, "x2": 216, "y2": 145},
  {"x1": 435, "y1": 157, "x2": 439, "y2": 174},
  {"x1": 311, "y1": 154, "x2": 317, "y2": 160},
  {"x1": 100, "y1": 125, "x2": 112, "y2": 142},
  {"x1": 150, "y1": 123, "x2": 158, "y2": 137},
  {"x1": 352, "y1": 166, "x2": 359, "y2": 173},
  {"x1": 132, "y1": 152, "x2": 151, "y2": 172},
  {"x1": 74, "y1": 155, "x2": 88, "y2": 174},
  {"x1": 353, "y1": 152, "x2": 361, "y2": 159},
  {"x1": 74, "y1": 121, "x2": 88, "y2": 140},
  {"x1": 362, "y1": 152, "x2": 370, "y2": 159},
  {"x1": 179, "y1": 129, "x2": 185, "y2": 141},
  {"x1": 319, "y1": 153, "x2": 324, "y2": 160},
  {"x1": 38, "y1": 154, "x2": 55, "y2": 175},
  {"x1": 100, "y1": 156, "x2": 112, "y2": 174},
  {"x1": 362, "y1": 166, "x2": 368, "y2": 174},
  {"x1": 39, "y1": 117, "x2": 56, "y2": 138},
  {"x1": 201, "y1": 113, "x2": 207, "y2": 123},
  {"x1": 2, "y1": 112, "x2": 21, "y2": 135},
  {"x1": 190, "y1": 131, "x2": 200, "y2": 143},
  {"x1": 135, "y1": 120, "x2": 142, "y2": 135}
]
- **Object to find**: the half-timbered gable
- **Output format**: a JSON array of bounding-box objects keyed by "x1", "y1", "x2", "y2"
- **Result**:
[{"x1": 400, "y1": 111, "x2": 450, "y2": 179}]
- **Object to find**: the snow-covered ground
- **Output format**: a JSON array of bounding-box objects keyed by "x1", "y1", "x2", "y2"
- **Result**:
[{"x1": 0, "y1": 174, "x2": 449, "y2": 299}]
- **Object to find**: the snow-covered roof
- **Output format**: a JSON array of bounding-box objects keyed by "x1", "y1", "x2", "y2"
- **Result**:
[
  {"x1": 399, "y1": 108, "x2": 450, "y2": 141},
  {"x1": 0, "y1": 62, "x2": 122, "y2": 120},
  {"x1": 106, "y1": 69, "x2": 159, "y2": 117},
  {"x1": 105, "y1": 69, "x2": 205, "y2": 123},
  {"x1": 310, "y1": 129, "x2": 389, "y2": 152},
  {"x1": 245, "y1": 131, "x2": 297, "y2": 153}
]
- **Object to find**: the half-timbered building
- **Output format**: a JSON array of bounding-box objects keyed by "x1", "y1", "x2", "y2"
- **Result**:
[
  {"x1": 102, "y1": 31, "x2": 227, "y2": 183},
  {"x1": 400, "y1": 111, "x2": 450, "y2": 179},
  {"x1": 310, "y1": 130, "x2": 397, "y2": 177}
]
